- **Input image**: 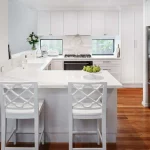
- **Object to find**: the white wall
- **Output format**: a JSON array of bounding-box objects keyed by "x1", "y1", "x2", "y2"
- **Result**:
[
  {"x1": 8, "y1": 0, "x2": 38, "y2": 54},
  {"x1": 0, "y1": 0, "x2": 8, "y2": 62}
]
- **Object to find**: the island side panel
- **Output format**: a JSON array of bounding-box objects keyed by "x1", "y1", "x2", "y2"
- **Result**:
[{"x1": 107, "y1": 88, "x2": 117, "y2": 142}]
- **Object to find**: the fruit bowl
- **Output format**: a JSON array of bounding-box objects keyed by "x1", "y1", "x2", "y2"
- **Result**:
[
  {"x1": 83, "y1": 74, "x2": 103, "y2": 80},
  {"x1": 82, "y1": 65, "x2": 101, "y2": 73}
]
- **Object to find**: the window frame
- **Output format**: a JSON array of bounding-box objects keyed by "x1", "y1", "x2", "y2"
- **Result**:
[
  {"x1": 40, "y1": 39, "x2": 63, "y2": 55},
  {"x1": 92, "y1": 39, "x2": 115, "y2": 56}
]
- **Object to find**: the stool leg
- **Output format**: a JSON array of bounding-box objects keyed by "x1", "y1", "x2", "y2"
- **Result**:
[
  {"x1": 97, "y1": 119, "x2": 100, "y2": 145},
  {"x1": 69, "y1": 116, "x2": 73, "y2": 150},
  {"x1": 102, "y1": 118, "x2": 106, "y2": 150},
  {"x1": 42, "y1": 107, "x2": 44, "y2": 145},
  {"x1": 1, "y1": 117, "x2": 6, "y2": 150},
  {"x1": 34, "y1": 116, "x2": 39, "y2": 150},
  {"x1": 14, "y1": 119, "x2": 18, "y2": 145}
]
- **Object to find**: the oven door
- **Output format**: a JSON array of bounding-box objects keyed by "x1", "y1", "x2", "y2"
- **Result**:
[{"x1": 64, "y1": 61, "x2": 93, "y2": 70}]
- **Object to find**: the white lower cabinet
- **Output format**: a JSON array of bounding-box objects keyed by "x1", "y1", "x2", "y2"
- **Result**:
[
  {"x1": 93, "y1": 60, "x2": 121, "y2": 82},
  {"x1": 51, "y1": 60, "x2": 64, "y2": 70}
]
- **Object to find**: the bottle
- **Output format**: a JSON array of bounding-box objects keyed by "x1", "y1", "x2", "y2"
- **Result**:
[
  {"x1": 117, "y1": 44, "x2": 120, "y2": 58},
  {"x1": 22, "y1": 55, "x2": 28, "y2": 69}
]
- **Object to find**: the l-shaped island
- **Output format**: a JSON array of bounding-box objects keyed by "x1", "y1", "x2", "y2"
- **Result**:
[{"x1": 0, "y1": 57, "x2": 122, "y2": 143}]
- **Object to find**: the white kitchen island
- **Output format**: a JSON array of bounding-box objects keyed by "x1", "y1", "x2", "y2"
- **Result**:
[{"x1": 0, "y1": 64, "x2": 122, "y2": 143}]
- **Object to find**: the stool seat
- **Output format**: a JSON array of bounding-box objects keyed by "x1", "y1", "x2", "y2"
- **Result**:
[
  {"x1": 6, "y1": 99, "x2": 44, "y2": 119},
  {"x1": 73, "y1": 108, "x2": 102, "y2": 119}
]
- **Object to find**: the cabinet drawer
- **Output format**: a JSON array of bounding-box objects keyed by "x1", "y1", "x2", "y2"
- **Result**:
[
  {"x1": 93, "y1": 60, "x2": 121, "y2": 66},
  {"x1": 101, "y1": 66, "x2": 121, "y2": 73}
]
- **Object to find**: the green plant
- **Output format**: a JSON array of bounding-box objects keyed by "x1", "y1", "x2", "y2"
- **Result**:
[{"x1": 27, "y1": 32, "x2": 39, "y2": 50}]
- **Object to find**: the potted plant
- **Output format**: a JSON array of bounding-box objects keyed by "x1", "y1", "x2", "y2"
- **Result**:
[{"x1": 27, "y1": 32, "x2": 39, "y2": 50}]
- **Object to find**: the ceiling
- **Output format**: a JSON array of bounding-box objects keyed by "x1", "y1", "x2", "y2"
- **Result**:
[{"x1": 19, "y1": 0, "x2": 143, "y2": 10}]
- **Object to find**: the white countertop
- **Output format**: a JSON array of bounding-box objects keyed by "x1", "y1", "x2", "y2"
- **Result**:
[
  {"x1": 0, "y1": 55, "x2": 122, "y2": 88},
  {"x1": 0, "y1": 68, "x2": 122, "y2": 88}
]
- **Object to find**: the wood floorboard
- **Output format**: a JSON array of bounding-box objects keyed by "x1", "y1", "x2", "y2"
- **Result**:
[{"x1": 2, "y1": 88, "x2": 150, "y2": 150}]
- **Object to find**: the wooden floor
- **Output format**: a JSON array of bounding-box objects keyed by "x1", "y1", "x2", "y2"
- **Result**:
[{"x1": 4, "y1": 88, "x2": 150, "y2": 150}]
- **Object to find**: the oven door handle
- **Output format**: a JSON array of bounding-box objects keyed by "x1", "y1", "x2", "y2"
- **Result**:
[{"x1": 64, "y1": 63, "x2": 89, "y2": 65}]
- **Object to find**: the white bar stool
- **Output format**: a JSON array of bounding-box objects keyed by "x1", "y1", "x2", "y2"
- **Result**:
[
  {"x1": 68, "y1": 82, "x2": 107, "y2": 150},
  {"x1": 0, "y1": 82, "x2": 45, "y2": 150}
]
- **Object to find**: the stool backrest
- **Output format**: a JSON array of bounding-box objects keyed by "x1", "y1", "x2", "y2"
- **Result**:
[
  {"x1": 68, "y1": 82, "x2": 107, "y2": 110},
  {"x1": 0, "y1": 82, "x2": 38, "y2": 110}
]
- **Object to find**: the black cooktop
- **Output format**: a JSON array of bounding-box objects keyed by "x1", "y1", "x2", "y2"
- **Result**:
[{"x1": 64, "y1": 54, "x2": 92, "y2": 58}]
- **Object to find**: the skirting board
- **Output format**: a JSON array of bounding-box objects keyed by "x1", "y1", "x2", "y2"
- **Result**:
[
  {"x1": 0, "y1": 132, "x2": 116, "y2": 143},
  {"x1": 122, "y1": 83, "x2": 143, "y2": 88},
  {"x1": 142, "y1": 100, "x2": 150, "y2": 107}
]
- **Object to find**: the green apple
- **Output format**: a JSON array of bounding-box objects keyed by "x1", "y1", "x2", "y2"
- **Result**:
[
  {"x1": 95, "y1": 66, "x2": 100, "y2": 72},
  {"x1": 88, "y1": 67, "x2": 93, "y2": 73},
  {"x1": 93, "y1": 67, "x2": 97, "y2": 73},
  {"x1": 86, "y1": 66, "x2": 90, "y2": 71},
  {"x1": 83, "y1": 66, "x2": 86, "y2": 71}
]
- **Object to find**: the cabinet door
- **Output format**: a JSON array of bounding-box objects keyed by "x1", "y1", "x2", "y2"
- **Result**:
[
  {"x1": 51, "y1": 12, "x2": 64, "y2": 36},
  {"x1": 64, "y1": 11, "x2": 77, "y2": 35},
  {"x1": 105, "y1": 11, "x2": 119, "y2": 36},
  {"x1": 51, "y1": 61, "x2": 63, "y2": 70},
  {"x1": 37, "y1": 11, "x2": 50, "y2": 36},
  {"x1": 146, "y1": 0, "x2": 150, "y2": 26},
  {"x1": 121, "y1": 9, "x2": 135, "y2": 83},
  {"x1": 0, "y1": 0, "x2": 8, "y2": 62},
  {"x1": 78, "y1": 11, "x2": 91, "y2": 35},
  {"x1": 92, "y1": 11, "x2": 105, "y2": 36},
  {"x1": 134, "y1": 7, "x2": 143, "y2": 83}
]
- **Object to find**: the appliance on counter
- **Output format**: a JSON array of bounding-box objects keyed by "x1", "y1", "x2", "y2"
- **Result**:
[
  {"x1": 64, "y1": 54, "x2": 91, "y2": 58},
  {"x1": 64, "y1": 61, "x2": 93, "y2": 70}
]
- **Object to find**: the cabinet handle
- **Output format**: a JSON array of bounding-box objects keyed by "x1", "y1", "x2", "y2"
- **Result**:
[
  {"x1": 103, "y1": 69, "x2": 111, "y2": 71},
  {"x1": 103, "y1": 61, "x2": 111, "y2": 63}
]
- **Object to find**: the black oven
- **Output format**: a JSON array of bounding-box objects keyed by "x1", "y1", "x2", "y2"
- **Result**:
[{"x1": 64, "y1": 61, "x2": 93, "y2": 70}]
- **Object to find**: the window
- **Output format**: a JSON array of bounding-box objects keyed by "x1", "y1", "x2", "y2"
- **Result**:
[
  {"x1": 40, "y1": 39, "x2": 63, "y2": 55},
  {"x1": 92, "y1": 39, "x2": 115, "y2": 55}
]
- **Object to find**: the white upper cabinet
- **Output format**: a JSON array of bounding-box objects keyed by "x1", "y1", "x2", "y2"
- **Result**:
[
  {"x1": 64, "y1": 11, "x2": 78, "y2": 35},
  {"x1": 51, "y1": 12, "x2": 64, "y2": 36},
  {"x1": 37, "y1": 11, "x2": 50, "y2": 36},
  {"x1": 92, "y1": 11, "x2": 119, "y2": 36},
  {"x1": 104, "y1": 11, "x2": 119, "y2": 36},
  {"x1": 78, "y1": 11, "x2": 92, "y2": 35},
  {"x1": 146, "y1": 0, "x2": 150, "y2": 26},
  {"x1": 37, "y1": 10, "x2": 119, "y2": 36},
  {"x1": 92, "y1": 11, "x2": 105, "y2": 36}
]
